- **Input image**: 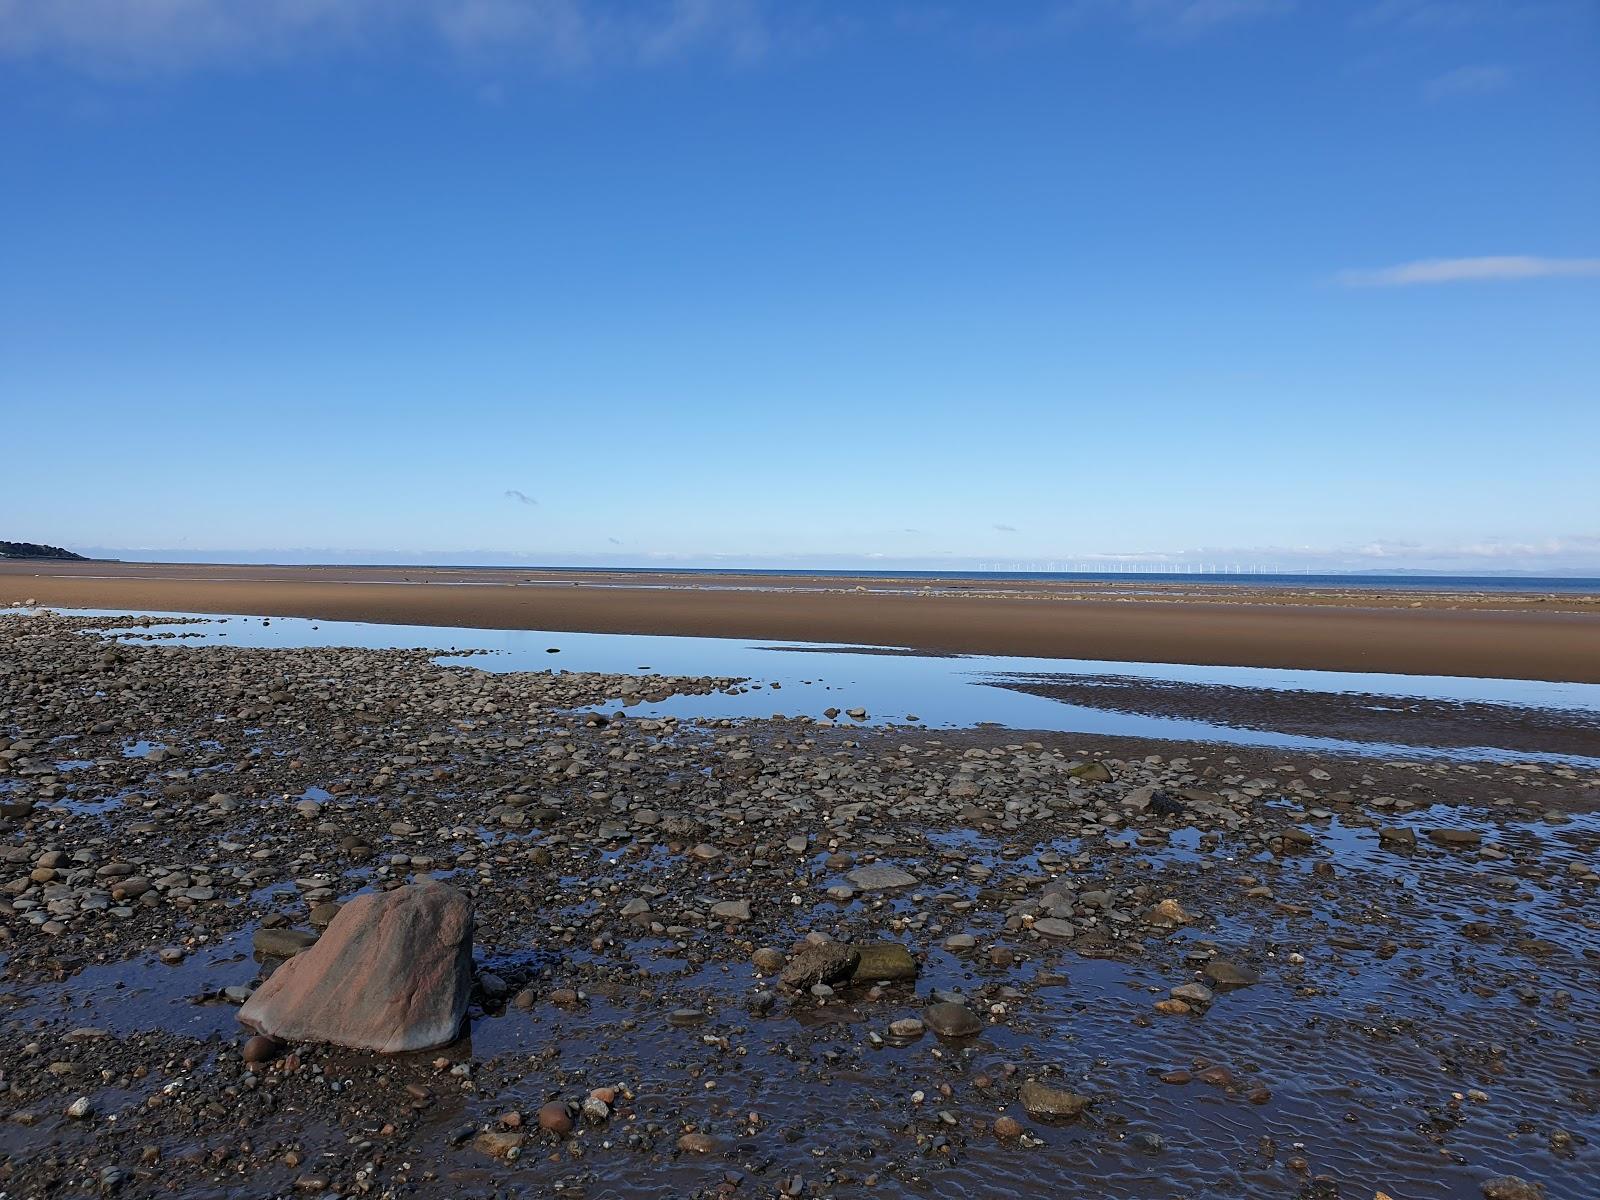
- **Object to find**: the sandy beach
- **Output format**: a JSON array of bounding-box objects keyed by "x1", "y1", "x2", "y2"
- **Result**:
[{"x1": 3, "y1": 560, "x2": 1598, "y2": 683}]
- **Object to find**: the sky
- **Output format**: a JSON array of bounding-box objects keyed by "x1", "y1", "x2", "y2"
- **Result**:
[{"x1": 2, "y1": 0, "x2": 1597, "y2": 574}]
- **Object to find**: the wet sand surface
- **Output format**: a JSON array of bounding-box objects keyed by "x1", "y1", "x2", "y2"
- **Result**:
[
  {"x1": 1, "y1": 612, "x2": 1597, "y2": 1199},
  {"x1": 1000, "y1": 676, "x2": 1600, "y2": 760},
  {"x1": 3, "y1": 561, "x2": 1598, "y2": 682}
]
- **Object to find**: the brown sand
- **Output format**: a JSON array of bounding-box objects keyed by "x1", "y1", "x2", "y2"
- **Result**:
[{"x1": 3, "y1": 560, "x2": 1598, "y2": 682}]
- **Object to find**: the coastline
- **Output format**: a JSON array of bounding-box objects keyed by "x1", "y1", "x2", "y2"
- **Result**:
[{"x1": 4, "y1": 560, "x2": 1599, "y2": 683}]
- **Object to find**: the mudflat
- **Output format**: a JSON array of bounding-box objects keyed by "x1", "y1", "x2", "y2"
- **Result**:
[{"x1": 3, "y1": 560, "x2": 1598, "y2": 682}]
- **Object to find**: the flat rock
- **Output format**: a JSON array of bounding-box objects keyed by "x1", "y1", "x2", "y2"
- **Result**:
[
  {"x1": 238, "y1": 882, "x2": 474, "y2": 1053},
  {"x1": 253, "y1": 928, "x2": 319, "y2": 959},
  {"x1": 847, "y1": 864, "x2": 916, "y2": 890},
  {"x1": 709, "y1": 899, "x2": 751, "y2": 922},
  {"x1": 923, "y1": 1001, "x2": 982, "y2": 1038},
  {"x1": 851, "y1": 942, "x2": 918, "y2": 982},
  {"x1": 1481, "y1": 1178, "x2": 1544, "y2": 1200},
  {"x1": 1203, "y1": 958, "x2": 1259, "y2": 988},
  {"x1": 1428, "y1": 828, "x2": 1484, "y2": 849},
  {"x1": 1019, "y1": 1080, "x2": 1090, "y2": 1120}
]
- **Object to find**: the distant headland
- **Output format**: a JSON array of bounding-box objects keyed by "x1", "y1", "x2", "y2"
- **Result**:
[{"x1": 0, "y1": 541, "x2": 88, "y2": 561}]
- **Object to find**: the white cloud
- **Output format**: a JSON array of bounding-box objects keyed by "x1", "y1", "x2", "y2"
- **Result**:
[
  {"x1": 1336, "y1": 256, "x2": 1600, "y2": 287},
  {"x1": 1423, "y1": 63, "x2": 1509, "y2": 101}
]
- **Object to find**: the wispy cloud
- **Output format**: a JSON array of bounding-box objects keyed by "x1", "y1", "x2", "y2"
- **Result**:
[
  {"x1": 1357, "y1": 0, "x2": 1587, "y2": 33},
  {"x1": 1424, "y1": 63, "x2": 1509, "y2": 102},
  {"x1": 1336, "y1": 256, "x2": 1600, "y2": 287},
  {"x1": 0, "y1": 0, "x2": 791, "y2": 74},
  {"x1": 1049, "y1": 0, "x2": 1293, "y2": 41},
  {"x1": 0, "y1": 0, "x2": 1301, "y2": 76},
  {"x1": 1134, "y1": 0, "x2": 1295, "y2": 35},
  {"x1": 993, "y1": 523, "x2": 1019, "y2": 533},
  {"x1": 503, "y1": 488, "x2": 537, "y2": 506}
]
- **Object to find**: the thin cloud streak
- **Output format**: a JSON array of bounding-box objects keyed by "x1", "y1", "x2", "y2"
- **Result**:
[
  {"x1": 1336, "y1": 256, "x2": 1600, "y2": 287},
  {"x1": 0, "y1": 0, "x2": 1301, "y2": 75},
  {"x1": 503, "y1": 489, "x2": 537, "y2": 506},
  {"x1": 0, "y1": 0, "x2": 787, "y2": 74},
  {"x1": 1423, "y1": 63, "x2": 1509, "y2": 102}
]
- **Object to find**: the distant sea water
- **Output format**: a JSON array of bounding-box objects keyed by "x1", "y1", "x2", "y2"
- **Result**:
[{"x1": 465, "y1": 566, "x2": 1600, "y2": 595}]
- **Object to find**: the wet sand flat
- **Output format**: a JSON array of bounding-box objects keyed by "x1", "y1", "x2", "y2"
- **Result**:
[{"x1": 3, "y1": 561, "x2": 1599, "y2": 683}]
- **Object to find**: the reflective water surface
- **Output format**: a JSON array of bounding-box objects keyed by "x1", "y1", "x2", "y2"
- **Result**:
[{"x1": 69, "y1": 608, "x2": 1600, "y2": 766}]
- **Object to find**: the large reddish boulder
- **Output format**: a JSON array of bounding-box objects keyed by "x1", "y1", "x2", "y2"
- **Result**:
[{"x1": 238, "y1": 882, "x2": 474, "y2": 1053}]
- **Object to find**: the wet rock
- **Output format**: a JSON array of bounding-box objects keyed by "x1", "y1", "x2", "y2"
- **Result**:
[
  {"x1": 846, "y1": 864, "x2": 916, "y2": 890},
  {"x1": 1428, "y1": 828, "x2": 1484, "y2": 849},
  {"x1": 475, "y1": 1129, "x2": 524, "y2": 1159},
  {"x1": 253, "y1": 928, "x2": 318, "y2": 959},
  {"x1": 241, "y1": 1035, "x2": 283, "y2": 1065},
  {"x1": 1143, "y1": 899, "x2": 1191, "y2": 927},
  {"x1": 889, "y1": 1017, "x2": 925, "y2": 1039},
  {"x1": 1068, "y1": 761, "x2": 1113, "y2": 783},
  {"x1": 709, "y1": 899, "x2": 751, "y2": 922},
  {"x1": 1019, "y1": 1080, "x2": 1090, "y2": 1120},
  {"x1": 538, "y1": 1102, "x2": 574, "y2": 1135},
  {"x1": 238, "y1": 882, "x2": 474, "y2": 1053},
  {"x1": 994, "y1": 1115, "x2": 1024, "y2": 1139},
  {"x1": 752, "y1": 947, "x2": 786, "y2": 973},
  {"x1": 1378, "y1": 827, "x2": 1417, "y2": 849},
  {"x1": 850, "y1": 942, "x2": 918, "y2": 982},
  {"x1": 779, "y1": 942, "x2": 859, "y2": 989},
  {"x1": 1481, "y1": 1178, "x2": 1543, "y2": 1200},
  {"x1": 1171, "y1": 982, "x2": 1214, "y2": 1006},
  {"x1": 678, "y1": 1132, "x2": 718, "y2": 1154},
  {"x1": 1203, "y1": 958, "x2": 1258, "y2": 988},
  {"x1": 923, "y1": 1001, "x2": 982, "y2": 1038}
]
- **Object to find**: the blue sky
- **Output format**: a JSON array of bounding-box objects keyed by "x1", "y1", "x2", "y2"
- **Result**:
[{"x1": 2, "y1": 0, "x2": 1596, "y2": 572}]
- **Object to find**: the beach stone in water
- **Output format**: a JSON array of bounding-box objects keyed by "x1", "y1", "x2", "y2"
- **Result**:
[
  {"x1": 253, "y1": 928, "x2": 318, "y2": 959},
  {"x1": 923, "y1": 1001, "x2": 982, "y2": 1038},
  {"x1": 851, "y1": 942, "x2": 918, "y2": 982},
  {"x1": 780, "y1": 942, "x2": 859, "y2": 989},
  {"x1": 1203, "y1": 958, "x2": 1259, "y2": 988},
  {"x1": 847, "y1": 864, "x2": 917, "y2": 890},
  {"x1": 238, "y1": 882, "x2": 473, "y2": 1053},
  {"x1": 709, "y1": 899, "x2": 751, "y2": 922},
  {"x1": 752, "y1": 947, "x2": 786, "y2": 973},
  {"x1": 1481, "y1": 1179, "x2": 1544, "y2": 1200},
  {"x1": 1019, "y1": 1080, "x2": 1090, "y2": 1120}
]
